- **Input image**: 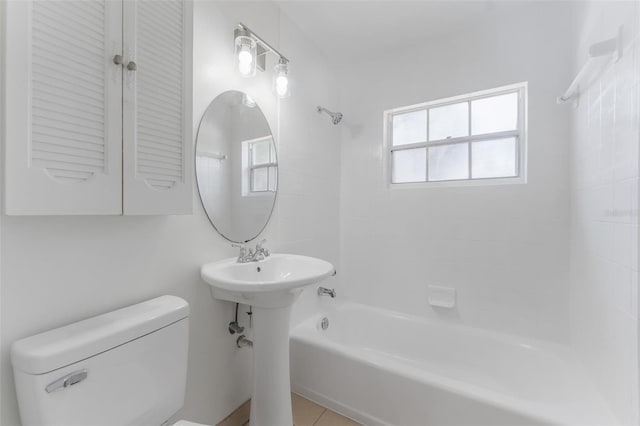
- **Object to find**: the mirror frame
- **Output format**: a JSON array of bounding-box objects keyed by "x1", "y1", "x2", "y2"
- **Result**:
[{"x1": 194, "y1": 90, "x2": 278, "y2": 243}]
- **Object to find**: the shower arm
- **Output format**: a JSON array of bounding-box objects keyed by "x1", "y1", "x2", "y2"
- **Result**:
[{"x1": 317, "y1": 106, "x2": 343, "y2": 124}]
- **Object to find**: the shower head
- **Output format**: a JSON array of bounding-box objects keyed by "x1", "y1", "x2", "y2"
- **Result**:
[{"x1": 317, "y1": 106, "x2": 343, "y2": 125}]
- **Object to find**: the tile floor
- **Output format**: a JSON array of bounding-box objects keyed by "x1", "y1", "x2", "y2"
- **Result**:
[
  {"x1": 291, "y1": 393, "x2": 361, "y2": 426},
  {"x1": 217, "y1": 393, "x2": 361, "y2": 426}
]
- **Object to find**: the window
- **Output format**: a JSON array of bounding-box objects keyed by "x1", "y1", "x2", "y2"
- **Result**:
[
  {"x1": 385, "y1": 83, "x2": 527, "y2": 187},
  {"x1": 242, "y1": 136, "x2": 277, "y2": 195}
]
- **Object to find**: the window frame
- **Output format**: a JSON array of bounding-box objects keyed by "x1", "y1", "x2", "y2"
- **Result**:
[
  {"x1": 242, "y1": 136, "x2": 277, "y2": 196},
  {"x1": 384, "y1": 82, "x2": 528, "y2": 189}
]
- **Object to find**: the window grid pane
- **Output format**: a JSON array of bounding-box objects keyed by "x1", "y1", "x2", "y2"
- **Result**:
[
  {"x1": 250, "y1": 167, "x2": 269, "y2": 192},
  {"x1": 471, "y1": 92, "x2": 519, "y2": 135},
  {"x1": 391, "y1": 148, "x2": 426, "y2": 183},
  {"x1": 428, "y1": 142, "x2": 470, "y2": 182},
  {"x1": 251, "y1": 140, "x2": 271, "y2": 166},
  {"x1": 392, "y1": 110, "x2": 427, "y2": 146},
  {"x1": 471, "y1": 137, "x2": 518, "y2": 179},
  {"x1": 428, "y1": 101, "x2": 469, "y2": 141},
  {"x1": 250, "y1": 165, "x2": 277, "y2": 193}
]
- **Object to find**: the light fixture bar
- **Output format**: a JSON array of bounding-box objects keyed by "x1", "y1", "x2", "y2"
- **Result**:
[
  {"x1": 237, "y1": 23, "x2": 289, "y2": 64},
  {"x1": 234, "y1": 22, "x2": 291, "y2": 98}
]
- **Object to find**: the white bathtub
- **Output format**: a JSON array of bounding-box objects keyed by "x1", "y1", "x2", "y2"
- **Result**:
[{"x1": 290, "y1": 302, "x2": 615, "y2": 426}]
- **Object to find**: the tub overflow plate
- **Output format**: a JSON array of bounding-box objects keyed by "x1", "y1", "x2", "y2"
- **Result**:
[{"x1": 320, "y1": 317, "x2": 329, "y2": 330}]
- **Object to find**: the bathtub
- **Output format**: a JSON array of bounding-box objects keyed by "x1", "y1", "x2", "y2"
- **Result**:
[{"x1": 290, "y1": 302, "x2": 615, "y2": 426}]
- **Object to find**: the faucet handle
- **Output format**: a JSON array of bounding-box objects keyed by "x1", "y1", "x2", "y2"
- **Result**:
[
  {"x1": 255, "y1": 239, "x2": 269, "y2": 257},
  {"x1": 232, "y1": 243, "x2": 247, "y2": 263}
]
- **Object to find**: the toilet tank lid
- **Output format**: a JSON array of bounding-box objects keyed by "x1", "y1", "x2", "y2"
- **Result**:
[{"x1": 11, "y1": 295, "x2": 189, "y2": 375}]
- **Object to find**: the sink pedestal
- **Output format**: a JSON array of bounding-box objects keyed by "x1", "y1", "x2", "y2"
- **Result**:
[{"x1": 250, "y1": 305, "x2": 293, "y2": 426}]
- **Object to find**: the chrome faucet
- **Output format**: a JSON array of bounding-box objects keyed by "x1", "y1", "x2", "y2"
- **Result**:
[
  {"x1": 317, "y1": 287, "x2": 336, "y2": 298},
  {"x1": 232, "y1": 239, "x2": 270, "y2": 263}
]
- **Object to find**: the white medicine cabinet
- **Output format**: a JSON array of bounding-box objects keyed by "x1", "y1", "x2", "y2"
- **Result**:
[{"x1": 3, "y1": 0, "x2": 193, "y2": 215}]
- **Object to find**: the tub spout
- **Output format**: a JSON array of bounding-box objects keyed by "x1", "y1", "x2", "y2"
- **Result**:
[{"x1": 318, "y1": 287, "x2": 336, "y2": 298}]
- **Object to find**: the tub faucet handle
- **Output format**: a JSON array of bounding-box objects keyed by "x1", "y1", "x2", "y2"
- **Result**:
[{"x1": 318, "y1": 287, "x2": 336, "y2": 298}]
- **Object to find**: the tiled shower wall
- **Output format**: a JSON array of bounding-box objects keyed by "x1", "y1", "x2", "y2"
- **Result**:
[
  {"x1": 569, "y1": 2, "x2": 640, "y2": 423},
  {"x1": 338, "y1": 2, "x2": 575, "y2": 342}
]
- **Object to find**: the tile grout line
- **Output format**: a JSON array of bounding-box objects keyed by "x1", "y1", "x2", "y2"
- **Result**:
[{"x1": 311, "y1": 408, "x2": 328, "y2": 426}]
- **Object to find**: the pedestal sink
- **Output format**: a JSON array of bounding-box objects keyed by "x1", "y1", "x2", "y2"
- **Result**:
[{"x1": 201, "y1": 254, "x2": 335, "y2": 426}]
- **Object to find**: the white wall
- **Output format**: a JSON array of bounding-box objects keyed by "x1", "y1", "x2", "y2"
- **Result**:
[
  {"x1": 337, "y1": 2, "x2": 575, "y2": 342},
  {"x1": 569, "y1": 2, "x2": 640, "y2": 424},
  {"x1": 0, "y1": 1, "x2": 340, "y2": 425},
  {"x1": 276, "y1": 9, "x2": 342, "y2": 326}
]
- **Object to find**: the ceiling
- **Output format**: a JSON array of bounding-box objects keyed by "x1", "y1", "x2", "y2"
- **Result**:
[{"x1": 276, "y1": 1, "x2": 496, "y2": 62}]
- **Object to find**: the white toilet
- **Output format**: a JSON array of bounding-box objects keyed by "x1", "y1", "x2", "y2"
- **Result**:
[{"x1": 11, "y1": 295, "x2": 210, "y2": 426}]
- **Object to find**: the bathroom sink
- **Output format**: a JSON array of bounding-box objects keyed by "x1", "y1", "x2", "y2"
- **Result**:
[
  {"x1": 201, "y1": 254, "x2": 335, "y2": 308},
  {"x1": 201, "y1": 253, "x2": 334, "y2": 426}
]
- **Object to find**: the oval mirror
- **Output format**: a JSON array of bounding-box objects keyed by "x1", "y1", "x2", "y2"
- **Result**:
[{"x1": 195, "y1": 90, "x2": 277, "y2": 243}]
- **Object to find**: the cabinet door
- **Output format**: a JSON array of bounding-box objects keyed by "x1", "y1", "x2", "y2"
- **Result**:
[
  {"x1": 122, "y1": 0, "x2": 193, "y2": 215},
  {"x1": 4, "y1": 0, "x2": 123, "y2": 215}
]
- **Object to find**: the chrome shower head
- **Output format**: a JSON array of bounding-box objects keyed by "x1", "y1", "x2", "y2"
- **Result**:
[{"x1": 317, "y1": 106, "x2": 343, "y2": 125}]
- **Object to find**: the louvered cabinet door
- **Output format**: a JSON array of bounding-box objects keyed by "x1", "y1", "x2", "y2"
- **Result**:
[
  {"x1": 4, "y1": 1, "x2": 123, "y2": 215},
  {"x1": 122, "y1": 0, "x2": 193, "y2": 215}
]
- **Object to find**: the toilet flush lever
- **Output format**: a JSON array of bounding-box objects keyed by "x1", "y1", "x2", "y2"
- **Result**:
[{"x1": 45, "y1": 369, "x2": 88, "y2": 393}]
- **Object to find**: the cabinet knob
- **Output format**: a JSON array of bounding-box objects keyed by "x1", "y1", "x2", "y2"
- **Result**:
[
  {"x1": 112, "y1": 54, "x2": 123, "y2": 65},
  {"x1": 126, "y1": 61, "x2": 137, "y2": 71}
]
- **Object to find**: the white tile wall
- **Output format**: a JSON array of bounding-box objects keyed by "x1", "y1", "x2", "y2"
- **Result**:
[
  {"x1": 276, "y1": 11, "x2": 342, "y2": 326},
  {"x1": 569, "y1": 2, "x2": 640, "y2": 423},
  {"x1": 337, "y1": 2, "x2": 575, "y2": 342}
]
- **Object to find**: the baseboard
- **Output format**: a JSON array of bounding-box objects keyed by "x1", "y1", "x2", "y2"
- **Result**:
[{"x1": 216, "y1": 399, "x2": 251, "y2": 426}]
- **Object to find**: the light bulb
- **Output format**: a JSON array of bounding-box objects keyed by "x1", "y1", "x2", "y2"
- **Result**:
[
  {"x1": 273, "y1": 60, "x2": 290, "y2": 98},
  {"x1": 276, "y1": 75, "x2": 288, "y2": 97},
  {"x1": 238, "y1": 45, "x2": 253, "y2": 65},
  {"x1": 234, "y1": 32, "x2": 256, "y2": 77},
  {"x1": 238, "y1": 60, "x2": 252, "y2": 76}
]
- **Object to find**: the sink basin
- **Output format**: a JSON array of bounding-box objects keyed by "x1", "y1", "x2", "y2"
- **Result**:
[
  {"x1": 201, "y1": 253, "x2": 335, "y2": 308},
  {"x1": 201, "y1": 253, "x2": 335, "y2": 426}
]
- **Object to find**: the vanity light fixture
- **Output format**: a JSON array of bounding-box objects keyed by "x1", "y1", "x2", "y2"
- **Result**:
[
  {"x1": 234, "y1": 23, "x2": 291, "y2": 98},
  {"x1": 273, "y1": 59, "x2": 290, "y2": 98}
]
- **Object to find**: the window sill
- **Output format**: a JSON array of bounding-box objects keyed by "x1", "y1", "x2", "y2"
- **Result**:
[{"x1": 388, "y1": 175, "x2": 527, "y2": 190}]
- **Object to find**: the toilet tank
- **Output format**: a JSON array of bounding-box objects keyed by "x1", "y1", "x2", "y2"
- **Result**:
[{"x1": 11, "y1": 296, "x2": 190, "y2": 426}]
